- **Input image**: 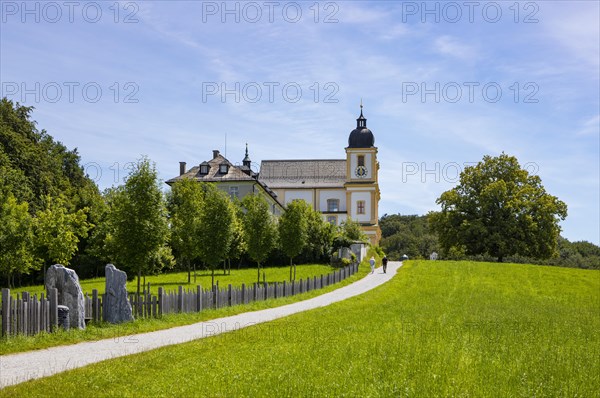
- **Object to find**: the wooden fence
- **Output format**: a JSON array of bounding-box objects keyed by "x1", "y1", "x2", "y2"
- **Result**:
[{"x1": 1, "y1": 263, "x2": 358, "y2": 337}]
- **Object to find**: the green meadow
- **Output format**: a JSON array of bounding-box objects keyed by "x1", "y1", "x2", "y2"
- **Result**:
[
  {"x1": 2, "y1": 260, "x2": 598, "y2": 397},
  {"x1": 4, "y1": 264, "x2": 335, "y2": 297}
]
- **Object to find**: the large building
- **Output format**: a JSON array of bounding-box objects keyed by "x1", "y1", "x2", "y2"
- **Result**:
[
  {"x1": 166, "y1": 148, "x2": 285, "y2": 216},
  {"x1": 167, "y1": 106, "x2": 381, "y2": 245}
]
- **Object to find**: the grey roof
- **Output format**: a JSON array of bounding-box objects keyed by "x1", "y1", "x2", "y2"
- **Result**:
[
  {"x1": 259, "y1": 159, "x2": 346, "y2": 188},
  {"x1": 166, "y1": 155, "x2": 283, "y2": 209},
  {"x1": 166, "y1": 154, "x2": 257, "y2": 184}
]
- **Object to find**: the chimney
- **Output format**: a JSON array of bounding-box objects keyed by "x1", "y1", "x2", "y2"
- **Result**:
[
  {"x1": 213, "y1": 150, "x2": 220, "y2": 159},
  {"x1": 179, "y1": 161, "x2": 186, "y2": 176}
]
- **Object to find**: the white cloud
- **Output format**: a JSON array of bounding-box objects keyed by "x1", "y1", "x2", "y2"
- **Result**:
[
  {"x1": 434, "y1": 35, "x2": 476, "y2": 60},
  {"x1": 577, "y1": 115, "x2": 600, "y2": 136}
]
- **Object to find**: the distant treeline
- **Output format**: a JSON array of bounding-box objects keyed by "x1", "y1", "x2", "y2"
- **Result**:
[{"x1": 380, "y1": 213, "x2": 600, "y2": 269}]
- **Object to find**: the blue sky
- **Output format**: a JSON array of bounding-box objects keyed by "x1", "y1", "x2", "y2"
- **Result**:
[{"x1": 1, "y1": 1, "x2": 599, "y2": 244}]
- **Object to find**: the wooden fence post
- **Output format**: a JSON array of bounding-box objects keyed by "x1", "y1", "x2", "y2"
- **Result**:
[
  {"x1": 213, "y1": 284, "x2": 218, "y2": 309},
  {"x1": 241, "y1": 283, "x2": 246, "y2": 304},
  {"x1": 49, "y1": 288, "x2": 58, "y2": 332},
  {"x1": 2, "y1": 288, "x2": 10, "y2": 337},
  {"x1": 196, "y1": 285, "x2": 202, "y2": 312},
  {"x1": 177, "y1": 286, "x2": 184, "y2": 313},
  {"x1": 158, "y1": 287, "x2": 164, "y2": 316},
  {"x1": 92, "y1": 289, "x2": 98, "y2": 322},
  {"x1": 228, "y1": 284, "x2": 233, "y2": 307}
]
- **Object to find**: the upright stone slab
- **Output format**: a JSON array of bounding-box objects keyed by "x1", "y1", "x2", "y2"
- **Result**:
[
  {"x1": 104, "y1": 264, "x2": 134, "y2": 324},
  {"x1": 45, "y1": 264, "x2": 86, "y2": 329}
]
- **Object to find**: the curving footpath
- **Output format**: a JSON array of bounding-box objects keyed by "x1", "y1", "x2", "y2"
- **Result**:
[{"x1": 0, "y1": 261, "x2": 402, "y2": 388}]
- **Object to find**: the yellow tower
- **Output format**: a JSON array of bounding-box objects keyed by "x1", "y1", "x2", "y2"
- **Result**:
[{"x1": 344, "y1": 103, "x2": 381, "y2": 246}]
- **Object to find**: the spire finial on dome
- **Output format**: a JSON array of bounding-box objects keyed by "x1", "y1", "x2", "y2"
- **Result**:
[
  {"x1": 357, "y1": 99, "x2": 367, "y2": 128},
  {"x1": 243, "y1": 143, "x2": 251, "y2": 167}
]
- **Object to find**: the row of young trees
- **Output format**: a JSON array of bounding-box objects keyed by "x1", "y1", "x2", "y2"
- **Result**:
[{"x1": 93, "y1": 157, "x2": 366, "y2": 294}]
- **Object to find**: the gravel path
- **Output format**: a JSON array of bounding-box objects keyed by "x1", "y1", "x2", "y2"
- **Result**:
[{"x1": 0, "y1": 262, "x2": 401, "y2": 388}]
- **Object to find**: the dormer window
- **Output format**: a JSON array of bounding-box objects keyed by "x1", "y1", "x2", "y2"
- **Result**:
[
  {"x1": 219, "y1": 164, "x2": 229, "y2": 174},
  {"x1": 199, "y1": 164, "x2": 209, "y2": 175}
]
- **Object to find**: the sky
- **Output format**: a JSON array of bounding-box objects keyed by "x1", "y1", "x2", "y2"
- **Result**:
[{"x1": 1, "y1": 0, "x2": 599, "y2": 244}]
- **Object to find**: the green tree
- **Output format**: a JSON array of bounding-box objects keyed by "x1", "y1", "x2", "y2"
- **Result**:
[
  {"x1": 429, "y1": 153, "x2": 568, "y2": 262},
  {"x1": 380, "y1": 214, "x2": 439, "y2": 259},
  {"x1": 225, "y1": 201, "x2": 247, "y2": 275},
  {"x1": 167, "y1": 179, "x2": 204, "y2": 283},
  {"x1": 242, "y1": 194, "x2": 278, "y2": 283},
  {"x1": 303, "y1": 208, "x2": 335, "y2": 262},
  {"x1": 35, "y1": 195, "x2": 90, "y2": 267},
  {"x1": 340, "y1": 218, "x2": 368, "y2": 242},
  {"x1": 331, "y1": 218, "x2": 369, "y2": 258},
  {"x1": 197, "y1": 184, "x2": 235, "y2": 287},
  {"x1": 1, "y1": 98, "x2": 103, "y2": 281},
  {"x1": 108, "y1": 157, "x2": 170, "y2": 295},
  {"x1": 279, "y1": 199, "x2": 310, "y2": 281},
  {"x1": 0, "y1": 193, "x2": 35, "y2": 287}
]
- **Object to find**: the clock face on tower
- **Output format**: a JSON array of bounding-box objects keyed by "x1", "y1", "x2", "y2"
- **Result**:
[{"x1": 355, "y1": 165, "x2": 368, "y2": 178}]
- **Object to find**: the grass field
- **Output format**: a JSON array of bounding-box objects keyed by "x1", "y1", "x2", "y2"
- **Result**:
[
  {"x1": 0, "y1": 263, "x2": 370, "y2": 355},
  {"x1": 2, "y1": 260, "x2": 598, "y2": 397},
  {"x1": 4, "y1": 264, "x2": 334, "y2": 297}
]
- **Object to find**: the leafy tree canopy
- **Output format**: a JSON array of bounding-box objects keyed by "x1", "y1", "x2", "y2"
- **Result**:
[
  {"x1": 241, "y1": 194, "x2": 278, "y2": 282},
  {"x1": 197, "y1": 184, "x2": 235, "y2": 269},
  {"x1": 107, "y1": 157, "x2": 170, "y2": 291},
  {"x1": 0, "y1": 98, "x2": 101, "y2": 214},
  {"x1": 0, "y1": 192, "x2": 36, "y2": 287},
  {"x1": 429, "y1": 153, "x2": 568, "y2": 262}
]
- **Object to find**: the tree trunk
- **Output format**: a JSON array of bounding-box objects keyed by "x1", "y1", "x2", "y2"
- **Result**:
[
  {"x1": 187, "y1": 258, "x2": 191, "y2": 284},
  {"x1": 211, "y1": 268, "x2": 215, "y2": 288},
  {"x1": 223, "y1": 260, "x2": 226, "y2": 275}
]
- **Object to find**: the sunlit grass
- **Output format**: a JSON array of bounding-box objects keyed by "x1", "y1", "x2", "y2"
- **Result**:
[
  {"x1": 4, "y1": 264, "x2": 334, "y2": 296},
  {"x1": 2, "y1": 260, "x2": 597, "y2": 397}
]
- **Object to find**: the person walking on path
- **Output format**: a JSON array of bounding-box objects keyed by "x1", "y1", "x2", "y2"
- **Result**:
[
  {"x1": 369, "y1": 256, "x2": 376, "y2": 274},
  {"x1": 382, "y1": 256, "x2": 388, "y2": 273}
]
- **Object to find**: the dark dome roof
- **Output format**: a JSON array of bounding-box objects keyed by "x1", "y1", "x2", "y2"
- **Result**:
[
  {"x1": 348, "y1": 107, "x2": 374, "y2": 148},
  {"x1": 348, "y1": 127, "x2": 374, "y2": 148}
]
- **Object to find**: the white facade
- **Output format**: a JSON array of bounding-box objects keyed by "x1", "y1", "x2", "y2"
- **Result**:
[
  {"x1": 319, "y1": 189, "x2": 347, "y2": 212},
  {"x1": 348, "y1": 190, "x2": 372, "y2": 223},
  {"x1": 281, "y1": 189, "x2": 313, "y2": 205}
]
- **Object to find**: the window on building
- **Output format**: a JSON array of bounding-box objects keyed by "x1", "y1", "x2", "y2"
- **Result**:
[
  {"x1": 199, "y1": 165, "x2": 209, "y2": 174},
  {"x1": 357, "y1": 200, "x2": 366, "y2": 215},
  {"x1": 219, "y1": 164, "x2": 229, "y2": 174},
  {"x1": 327, "y1": 215, "x2": 337, "y2": 226},
  {"x1": 229, "y1": 186, "x2": 239, "y2": 199},
  {"x1": 327, "y1": 199, "x2": 339, "y2": 212},
  {"x1": 358, "y1": 155, "x2": 365, "y2": 167}
]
